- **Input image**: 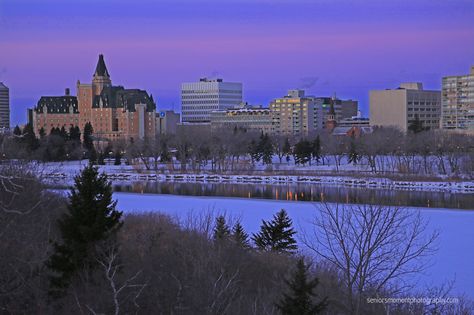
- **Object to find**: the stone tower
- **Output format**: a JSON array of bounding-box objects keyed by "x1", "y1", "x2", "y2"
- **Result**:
[{"x1": 92, "y1": 54, "x2": 112, "y2": 96}]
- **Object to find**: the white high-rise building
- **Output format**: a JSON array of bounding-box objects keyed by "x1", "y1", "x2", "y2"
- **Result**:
[
  {"x1": 441, "y1": 66, "x2": 474, "y2": 133},
  {"x1": 181, "y1": 78, "x2": 242, "y2": 123},
  {"x1": 0, "y1": 82, "x2": 9, "y2": 130}
]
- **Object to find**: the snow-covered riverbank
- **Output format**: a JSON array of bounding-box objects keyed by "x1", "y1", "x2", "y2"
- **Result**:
[{"x1": 41, "y1": 161, "x2": 474, "y2": 193}]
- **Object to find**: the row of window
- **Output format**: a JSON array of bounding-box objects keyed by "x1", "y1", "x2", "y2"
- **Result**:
[
  {"x1": 181, "y1": 90, "x2": 242, "y2": 94},
  {"x1": 407, "y1": 102, "x2": 439, "y2": 106},
  {"x1": 407, "y1": 114, "x2": 439, "y2": 118},
  {"x1": 183, "y1": 107, "x2": 218, "y2": 111},
  {"x1": 408, "y1": 108, "x2": 439, "y2": 112},
  {"x1": 182, "y1": 100, "x2": 241, "y2": 104},
  {"x1": 37, "y1": 119, "x2": 79, "y2": 123},
  {"x1": 182, "y1": 113, "x2": 209, "y2": 116}
]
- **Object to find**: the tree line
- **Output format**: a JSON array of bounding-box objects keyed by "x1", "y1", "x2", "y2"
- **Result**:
[
  {"x1": 2, "y1": 123, "x2": 94, "y2": 162},
  {"x1": 1, "y1": 123, "x2": 473, "y2": 177},
  {"x1": 125, "y1": 126, "x2": 474, "y2": 177}
]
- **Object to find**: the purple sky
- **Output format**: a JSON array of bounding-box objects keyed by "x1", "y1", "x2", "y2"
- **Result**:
[{"x1": 1, "y1": 0, "x2": 473, "y2": 125}]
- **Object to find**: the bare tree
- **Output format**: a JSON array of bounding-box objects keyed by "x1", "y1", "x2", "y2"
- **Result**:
[
  {"x1": 325, "y1": 136, "x2": 349, "y2": 172},
  {"x1": 0, "y1": 163, "x2": 66, "y2": 313},
  {"x1": 359, "y1": 127, "x2": 402, "y2": 174},
  {"x1": 92, "y1": 245, "x2": 147, "y2": 315},
  {"x1": 273, "y1": 135, "x2": 288, "y2": 164},
  {"x1": 174, "y1": 128, "x2": 193, "y2": 172},
  {"x1": 445, "y1": 132, "x2": 468, "y2": 175},
  {"x1": 302, "y1": 203, "x2": 439, "y2": 315}
]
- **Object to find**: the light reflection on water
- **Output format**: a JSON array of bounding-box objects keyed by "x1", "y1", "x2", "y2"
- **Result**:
[{"x1": 112, "y1": 181, "x2": 474, "y2": 210}]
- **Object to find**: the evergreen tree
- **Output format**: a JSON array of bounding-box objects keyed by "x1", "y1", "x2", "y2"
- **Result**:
[
  {"x1": 22, "y1": 123, "x2": 39, "y2": 151},
  {"x1": 293, "y1": 140, "x2": 312, "y2": 165},
  {"x1": 47, "y1": 165, "x2": 122, "y2": 293},
  {"x1": 408, "y1": 114, "x2": 424, "y2": 134},
  {"x1": 276, "y1": 258, "x2": 327, "y2": 315},
  {"x1": 312, "y1": 136, "x2": 321, "y2": 165},
  {"x1": 213, "y1": 215, "x2": 231, "y2": 241},
  {"x1": 89, "y1": 147, "x2": 98, "y2": 165},
  {"x1": 248, "y1": 139, "x2": 261, "y2": 163},
  {"x1": 114, "y1": 150, "x2": 122, "y2": 165},
  {"x1": 39, "y1": 127, "x2": 46, "y2": 139},
  {"x1": 56, "y1": 140, "x2": 66, "y2": 161},
  {"x1": 232, "y1": 222, "x2": 250, "y2": 249},
  {"x1": 347, "y1": 140, "x2": 359, "y2": 165},
  {"x1": 259, "y1": 133, "x2": 274, "y2": 165},
  {"x1": 13, "y1": 125, "x2": 22, "y2": 136},
  {"x1": 252, "y1": 209, "x2": 297, "y2": 253},
  {"x1": 69, "y1": 126, "x2": 81, "y2": 143},
  {"x1": 59, "y1": 126, "x2": 69, "y2": 141},
  {"x1": 50, "y1": 127, "x2": 59, "y2": 136},
  {"x1": 83, "y1": 122, "x2": 94, "y2": 151}
]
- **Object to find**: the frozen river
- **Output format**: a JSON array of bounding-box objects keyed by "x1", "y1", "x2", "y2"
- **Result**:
[
  {"x1": 114, "y1": 192, "x2": 474, "y2": 299},
  {"x1": 112, "y1": 180, "x2": 474, "y2": 209}
]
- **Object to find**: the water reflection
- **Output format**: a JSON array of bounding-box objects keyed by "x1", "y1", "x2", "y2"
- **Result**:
[{"x1": 113, "y1": 181, "x2": 474, "y2": 210}]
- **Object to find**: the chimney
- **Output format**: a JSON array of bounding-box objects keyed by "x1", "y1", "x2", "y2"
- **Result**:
[{"x1": 65, "y1": 88, "x2": 70, "y2": 96}]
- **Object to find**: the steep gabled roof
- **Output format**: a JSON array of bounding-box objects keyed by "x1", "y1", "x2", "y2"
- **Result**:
[
  {"x1": 35, "y1": 96, "x2": 79, "y2": 114},
  {"x1": 116, "y1": 89, "x2": 156, "y2": 112},
  {"x1": 94, "y1": 54, "x2": 110, "y2": 77},
  {"x1": 92, "y1": 86, "x2": 156, "y2": 112},
  {"x1": 92, "y1": 86, "x2": 124, "y2": 108}
]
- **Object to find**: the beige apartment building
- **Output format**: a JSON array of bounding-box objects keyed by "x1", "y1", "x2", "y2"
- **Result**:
[
  {"x1": 210, "y1": 102, "x2": 271, "y2": 133},
  {"x1": 270, "y1": 90, "x2": 316, "y2": 136},
  {"x1": 441, "y1": 66, "x2": 474, "y2": 133},
  {"x1": 369, "y1": 83, "x2": 441, "y2": 132}
]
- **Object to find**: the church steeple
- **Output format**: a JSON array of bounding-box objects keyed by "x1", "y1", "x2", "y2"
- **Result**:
[
  {"x1": 94, "y1": 54, "x2": 110, "y2": 78},
  {"x1": 92, "y1": 54, "x2": 112, "y2": 96},
  {"x1": 329, "y1": 93, "x2": 336, "y2": 117},
  {"x1": 325, "y1": 92, "x2": 337, "y2": 132}
]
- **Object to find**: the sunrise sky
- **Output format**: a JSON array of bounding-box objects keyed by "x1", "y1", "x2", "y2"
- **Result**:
[{"x1": 1, "y1": 0, "x2": 473, "y2": 125}]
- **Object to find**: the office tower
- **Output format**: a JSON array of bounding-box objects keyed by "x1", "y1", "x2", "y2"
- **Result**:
[
  {"x1": 181, "y1": 78, "x2": 242, "y2": 123},
  {"x1": 0, "y1": 82, "x2": 9, "y2": 129},
  {"x1": 441, "y1": 66, "x2": 474, "y2": 132},
  {"x1": 370, "y1": 82, "x2": 441, "y2": 132}
]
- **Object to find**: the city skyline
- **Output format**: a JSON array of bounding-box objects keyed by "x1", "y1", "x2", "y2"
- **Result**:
[{"x1": 1, "y1": 0, "x2": 474, "y2": 125}]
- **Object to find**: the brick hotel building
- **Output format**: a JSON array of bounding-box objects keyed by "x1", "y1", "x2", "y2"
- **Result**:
[{"x1": 32, "y1": 55, "x2": 156, "y2": 141}]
